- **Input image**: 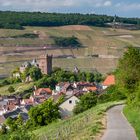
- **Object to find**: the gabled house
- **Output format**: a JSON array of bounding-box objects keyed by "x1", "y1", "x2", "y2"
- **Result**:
[
  {"x1": 55, "y1": 82, "x2": 74, "y2": 95},
  {"x1": 102, "y1": 75, "x2": 115, "y2": 89},
  {"x1": 59, "y1": 95, "x2": 80, "y2": 118},
  {"x1": 20, "y1": 98, "x2": 34, "y2": 105}
]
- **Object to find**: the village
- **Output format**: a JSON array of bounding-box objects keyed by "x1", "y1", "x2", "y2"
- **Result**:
[{"x1": 0, "y1": 53, "x2": 115, "y2": 125}]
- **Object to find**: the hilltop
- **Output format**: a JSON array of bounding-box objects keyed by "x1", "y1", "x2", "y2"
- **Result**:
[
  {"x1": 0, "y1": 11, "x2": 140, "y2": 29},
  {"x1": 0, "y1": 25, "x2": 140, "y2": 76}
]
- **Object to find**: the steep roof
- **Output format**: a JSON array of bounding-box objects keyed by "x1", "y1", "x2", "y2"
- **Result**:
[{"x1": 103, "y1": 75, "x2": 115, "y2": 86}]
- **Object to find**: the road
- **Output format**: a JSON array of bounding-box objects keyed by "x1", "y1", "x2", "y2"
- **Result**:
[{"x1": 101, "y1": 105, "x2": 137, "y2": 140}]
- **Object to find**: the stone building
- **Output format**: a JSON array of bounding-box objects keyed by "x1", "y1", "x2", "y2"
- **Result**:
[{"x1": 38, "y1": 54, "x2": 52, "y2": 74}]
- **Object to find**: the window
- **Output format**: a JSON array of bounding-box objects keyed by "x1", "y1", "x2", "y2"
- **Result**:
[{"x1": 69, "y1": 100, "x2": 72, "y2": 104}]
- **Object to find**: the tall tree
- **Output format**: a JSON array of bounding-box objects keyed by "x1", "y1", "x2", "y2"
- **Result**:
[{"x1": 116, "y1": 46, "x2": 140, "y2": 102}]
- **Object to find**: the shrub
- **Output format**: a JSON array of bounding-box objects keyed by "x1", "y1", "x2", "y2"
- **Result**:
[
  {"x1": 73, "y1": 92, "x2": 97, "y2": 114},
  {"x1": 98, "y1": 85, "x2": 126, "y2": 103},
  {"x1": 8, "y1": 86, "x2": 15, "y2": 93}
]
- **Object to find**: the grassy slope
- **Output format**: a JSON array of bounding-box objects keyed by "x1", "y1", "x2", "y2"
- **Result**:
[
  {"x1": 1, "y1": 26, "x2": 140, "y2": 75},
  {"x1": 0, "y1": 82, "x2": 34, "y2": 95},
  {"x1": 34, "y1": 101, "x2": 124, "y2": 140},
  {"x1": 123, "y1": 106, "x2": 140, "y2": 140}
]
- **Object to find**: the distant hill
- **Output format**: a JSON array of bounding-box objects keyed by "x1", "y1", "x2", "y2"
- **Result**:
[{"x1": 0, "y1": 11, "x2": 140, "y2": 29}]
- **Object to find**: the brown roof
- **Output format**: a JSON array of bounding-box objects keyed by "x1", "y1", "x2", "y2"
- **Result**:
[{"x1": 7, "y1": 104, "x2": 16, "y2": 111}]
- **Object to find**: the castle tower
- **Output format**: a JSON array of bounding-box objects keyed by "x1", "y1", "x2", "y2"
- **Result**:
[{"x1": 38, "y1": 54, "x2": 52, "y2": 74}]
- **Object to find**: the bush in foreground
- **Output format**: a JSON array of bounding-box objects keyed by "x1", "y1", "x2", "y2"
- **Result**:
[{"x1": 73, "y1": 92, "x2": 97, "y2": 114}]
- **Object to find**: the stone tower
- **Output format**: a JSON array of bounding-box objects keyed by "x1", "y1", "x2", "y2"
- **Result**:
[{"x1": 38, "y1": 54, "x2": 52, "y2": 74}]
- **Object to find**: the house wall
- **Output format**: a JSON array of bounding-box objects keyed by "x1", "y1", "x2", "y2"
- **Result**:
[
  {"x1": 102, "y1": 85, "x2": 108, "y2": 90},
  {"x1": 55, "y1": 86, "x2": 62, "y2": 92},
  {"x1": 59, "y1": 96, "x2": 79, "y2": 118}
]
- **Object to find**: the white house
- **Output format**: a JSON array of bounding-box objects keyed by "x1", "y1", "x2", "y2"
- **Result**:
[{"x1": 59, "y1": 95, "x2": 80, "y2": 118}]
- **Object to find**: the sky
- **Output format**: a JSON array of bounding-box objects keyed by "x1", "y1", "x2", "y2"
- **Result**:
[{"x1": 0, "y1": 0, "x2": 140, "y2": 17}]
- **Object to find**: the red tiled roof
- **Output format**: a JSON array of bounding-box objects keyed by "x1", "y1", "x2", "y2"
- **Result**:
[
  {"x1": 103, "y1": 75, "x2": 115, "y2": 86},
  {"x1": 86, "y1": 86, "x2": 97, "y2": 91},
  {"x1": 35, "y1": 88, "x2": 52, "y2": 96}
]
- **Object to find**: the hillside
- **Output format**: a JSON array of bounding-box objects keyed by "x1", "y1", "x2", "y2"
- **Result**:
[
  {"x1": 33, "y1": 101, "x2": 124, "y2": 140},
  {"x1": 0, "y1": 11, "x2": 140, "y2": 29},
  {"x1": 0, "y1": 25, "x2": 140, "y2": 76}
]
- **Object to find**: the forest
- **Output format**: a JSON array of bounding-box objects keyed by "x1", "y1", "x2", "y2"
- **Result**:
[{"x1": 0, "y1": 11, "x2": 140, "y2": 29}]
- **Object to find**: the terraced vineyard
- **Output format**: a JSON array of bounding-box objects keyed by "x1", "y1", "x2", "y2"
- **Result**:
[{"x1": 0, "y1": 25, "x2": 140, "y2": 76}]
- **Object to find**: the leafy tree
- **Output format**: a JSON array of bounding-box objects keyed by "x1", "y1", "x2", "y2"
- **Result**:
[
  {"x1": 8, "y1": 86, "x2": 15, "y2": 93},
  {"x1": 0, "y1": 11, "x2": 139, "y2": 29},
  {"x1": 29, "y1": 67, "x2": 42, "y2": 81},
  {"x1": 56, "y1": 95, "x2": 65, "y2": 105},
  {"x1": 94, "y1": 72, "x2": 103, "y2": 82},
  {"x1": 116, "y1": 46, "x2": 140, "y2": 103},
  {"x1": 21, "y1": 67, "x2": 31, "y2": 81},
  {"x1": 73, "y1": 92, "x2": 97, "y2": 114},
  {"x1": 1, "y1": 79, "x2": 10, "y2": 86},
  {"x1": 5, "y1": 117, "x2": 17, "y2": 132},
  {"x1": 36, "y1": 76, "x2": 57, "y2": 89},
  {"x1": 86, "y1": 72, "x2": 94, "y2": 82},
  {"x1": 0, "y1": 124, "x2": 7, "y2": 134},
  {"x1": 54, "y1": 36, "x2": 81, "y2": 47},
  {"x1": 28, "y1": 99, "x2": 60, "y2": 127}
]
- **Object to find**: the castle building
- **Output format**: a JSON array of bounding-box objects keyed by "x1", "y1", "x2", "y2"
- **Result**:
[{"x1": 38, "y1": 54, "x2": 53, "y2": 75}]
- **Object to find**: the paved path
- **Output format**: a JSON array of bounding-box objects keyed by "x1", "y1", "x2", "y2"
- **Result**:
[{"x1": 101, "y1": 105, "x2": 137, "y2": 140}]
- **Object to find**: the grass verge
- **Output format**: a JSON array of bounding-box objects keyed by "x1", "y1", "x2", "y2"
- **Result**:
[
  {"x1": 34, "y1": 101, "x2": 124, "y2": 140},
  {"x1": 123, "y1": 106, "x2": 140, "y2": 140}
]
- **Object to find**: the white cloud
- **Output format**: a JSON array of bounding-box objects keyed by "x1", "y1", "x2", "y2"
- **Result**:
[
  {"x1": 0, "y1": 0, "x2": 113, "y2": 9},
  {"x1": 104, "y1": 1, "x2": 112, "y2": 7},
  {"x1": 115, "y1": 2, "x2": 140, "y2": 12},
  {"x1": 123, "y1": 3, "x2": 140, "y2": 11}
]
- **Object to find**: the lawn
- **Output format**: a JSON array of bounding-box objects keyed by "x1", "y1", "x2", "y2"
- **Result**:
[
  {"x1": 34, "y1": 101, "x2": 124, "y2": 140},
  {"x1": 123, "y1": 106, "x2": 140, "y2": 140}
]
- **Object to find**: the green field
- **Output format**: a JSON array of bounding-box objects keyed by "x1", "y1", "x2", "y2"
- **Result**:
[
  {"x1": 34, "y1": 101, "x2": 124, "y2": 140},
  {"x1": 123, "y1": 106, "x2": 140, "y2": 140},
  {"x1": 0, "y1": 25, "x2": 140, "y2": 76}
]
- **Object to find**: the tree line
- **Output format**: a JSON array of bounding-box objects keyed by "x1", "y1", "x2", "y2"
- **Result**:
[{"x1": 0, "y1": 11, "x2": 140, "y2": 29}]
